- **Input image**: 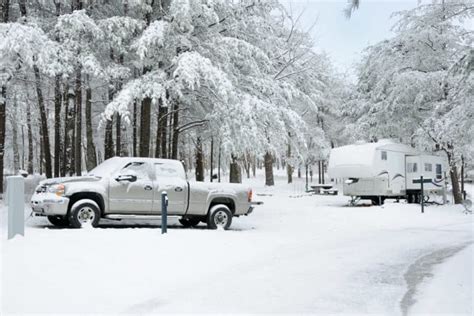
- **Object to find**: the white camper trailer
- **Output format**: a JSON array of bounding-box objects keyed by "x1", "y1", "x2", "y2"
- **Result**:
[{"x1": 328, "y1": 139, "x2": 447, "y2": 205}]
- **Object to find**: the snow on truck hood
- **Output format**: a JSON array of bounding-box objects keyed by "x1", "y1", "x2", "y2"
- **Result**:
[{"x1": 40, "y1": 176, "x2": 101, "y2": 186}]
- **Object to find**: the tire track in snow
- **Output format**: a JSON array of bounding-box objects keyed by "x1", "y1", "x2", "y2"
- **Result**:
[{"x1": 400, "y1": 241, "x2": 473, "y2": 316}]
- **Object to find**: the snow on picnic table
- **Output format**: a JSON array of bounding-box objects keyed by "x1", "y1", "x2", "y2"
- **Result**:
[{"x1": 0, "y1": 173, "x2": 472, "y2": 315}]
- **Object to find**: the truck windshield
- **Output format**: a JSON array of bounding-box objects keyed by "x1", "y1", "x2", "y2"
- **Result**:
[{"x1": 88, "y1": 158, "x2": 123, "y2": 177}]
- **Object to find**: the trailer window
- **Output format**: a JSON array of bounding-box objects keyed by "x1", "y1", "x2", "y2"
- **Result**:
[
  {"x1": 407, "y1": 162, "x2": 417, "y2": 173},
  {"x1": 436, "y1": 164, "x2": 442, "y2": 180},
  {"x1": 381, "y1": 151, "x2": 387, "y2": 160},
  {"x1": 424, "y1": 163, "x2": 432, "y2": 172}
]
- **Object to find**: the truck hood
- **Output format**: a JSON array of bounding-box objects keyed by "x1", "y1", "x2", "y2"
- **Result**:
[{"x1": 40, "y1": 176, "x2": 101, "y2": 186}]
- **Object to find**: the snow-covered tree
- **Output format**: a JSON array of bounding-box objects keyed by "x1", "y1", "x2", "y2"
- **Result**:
[{"x1": 351, "y1": 0, "x2": 474, "y2": 203}]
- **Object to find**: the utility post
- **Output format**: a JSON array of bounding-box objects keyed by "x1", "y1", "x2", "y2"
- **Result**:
[
  {"x1": 420, "y1": 175, "x2": 424, "y2": 214},
  {"x1": 161, "y1": 191, "x2": 168, "y2": 234}
]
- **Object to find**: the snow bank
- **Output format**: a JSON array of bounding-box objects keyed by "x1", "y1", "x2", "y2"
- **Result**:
[{"x1": 1, "y1": 172, "x2": 472, "y2": 314}]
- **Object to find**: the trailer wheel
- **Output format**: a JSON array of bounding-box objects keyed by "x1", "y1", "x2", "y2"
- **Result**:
[{"x1": 371, "y1": 197, "x2": 385, "y2": 206}]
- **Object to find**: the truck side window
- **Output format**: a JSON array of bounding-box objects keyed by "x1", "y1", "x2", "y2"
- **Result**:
[
  {"x1": 121, "y1": 162, "x2": 149, "y2": 179},
  {"x1": 407, "y1": 162, "x2": 417, "y2": 173},
  {"x1": 436, "y1": 164, "x2": 442, "y2": 180},
  {"x1": 155, "y1": 163, "x2": 179, "y2": 177},
  {"x1": 381, "y1": 151, "x2": 387, "y2": 160},
  {"x1": 424, "y1": 163, "x2": 432, "y2": 172}
]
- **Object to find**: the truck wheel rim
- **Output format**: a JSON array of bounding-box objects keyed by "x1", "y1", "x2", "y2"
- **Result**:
[
  {"x1": 77, "y1": 207, "x2": 95, "y2": 224},
  {"x1": 214, "y1": 210, "x2": 228, "y2": 227}
]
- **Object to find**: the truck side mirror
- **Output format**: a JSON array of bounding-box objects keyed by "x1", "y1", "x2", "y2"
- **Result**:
[
  {"x1": 115, "y1": 174, "x2": 137, "y2": 182},
  {"x1": 212, "y1": 174, "x2": 218, "y2": 180}
]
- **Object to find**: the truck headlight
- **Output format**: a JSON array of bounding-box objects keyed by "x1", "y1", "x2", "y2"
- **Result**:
[{"x1": 48, "y1": 184, "x2": 65, "y2": 196}]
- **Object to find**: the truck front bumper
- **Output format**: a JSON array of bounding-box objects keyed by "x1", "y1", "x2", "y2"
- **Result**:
[{"x1": 31, "y1": 193, "x2": 69, "y2": 216}]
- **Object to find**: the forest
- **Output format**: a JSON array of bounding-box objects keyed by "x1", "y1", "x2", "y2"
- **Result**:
[{"x1": 0, "y1": 0, "x2": 472, "y2": 203}]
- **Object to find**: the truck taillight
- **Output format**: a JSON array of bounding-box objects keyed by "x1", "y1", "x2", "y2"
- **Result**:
[{"x1": 248, "y1": 189, "x2": 253, "y2": 202}]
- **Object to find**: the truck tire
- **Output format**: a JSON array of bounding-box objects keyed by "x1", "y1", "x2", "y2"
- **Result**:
[
  {"x1": 68, "y1": 199, "x2": 101, "y2": 228},
  {"x1": 207, "y1": 204, "x2": 232, "y2": 230},
  {"x1": 47, "y1": 215, "x2": 70, "y2": 227},
  {"x1": 179, "y1": 217, "x2": 200, "y2": 228}
]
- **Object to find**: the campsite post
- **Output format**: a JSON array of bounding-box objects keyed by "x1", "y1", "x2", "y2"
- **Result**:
[
  {"x1": 161, "y1": 191, "x2": 168, "y2": 234},
  {"x1": 420, "y1": 175, "x2": 424, "y2": 213},
  {"x1": 7, "y1": 176, "x2": 25, "y2": 239}
]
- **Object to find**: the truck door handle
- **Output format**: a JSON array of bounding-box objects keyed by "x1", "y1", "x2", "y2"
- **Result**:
[
  {"x1": 175, "y1": 187, "x2": 183, "y2": 192},
  {"x1": 144, "y1": 185, "x2": 153, "y2": 191}
]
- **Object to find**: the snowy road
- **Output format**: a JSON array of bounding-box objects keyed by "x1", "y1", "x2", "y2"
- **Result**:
[{"x1": 1, "y1": 176, "x2": 472, "y2": 315}]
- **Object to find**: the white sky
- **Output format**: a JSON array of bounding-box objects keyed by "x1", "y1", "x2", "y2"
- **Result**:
[{"x1": 281, "y1": 0, "x2": 419, "y2": 75}]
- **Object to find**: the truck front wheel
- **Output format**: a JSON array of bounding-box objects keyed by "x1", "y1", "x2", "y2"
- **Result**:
[
  {"x1": 207, "y1": 204, "x2": 232, "y2": 230},
  {"x1": 47, "y1": 215, "x2": 70, "y2": 227},
  {"x1": 68, "y1": 199, "x2": 101, "y2": 228}
]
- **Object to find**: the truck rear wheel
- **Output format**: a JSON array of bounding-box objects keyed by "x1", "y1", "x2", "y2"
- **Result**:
[
  {"x1": 47, "y1": 215, "x2": 70, "y2": 227},
  {"x1": 207, "y1": 204, "x2": 232, "y2": 230},
  {"x1": 179, "y1": 217, "x2": 200, "y2": 228},
  {"x1": 68, "y1": 199, "x2": 101, "y2": 228}
]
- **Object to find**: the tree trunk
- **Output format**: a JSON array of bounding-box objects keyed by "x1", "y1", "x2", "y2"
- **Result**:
[
  {"x1": 74, "y1": 67, "x2": 82, "y2": 175},
  {"x1": 264, "y1": 151, "x2": 274, "y2": 186},
  {"x1": 115, "y1": 112, "x2": 121, "y2": 156},
  {"x1": 252, "y1": 155, "x2": 256, "y2": 177},
  {"x1": 155, "y1": 103, "x2": 163, "y2": 158},
  {"x1": 0, "y1": 0, "x2": 9, "y2": 192},
  {"x1": 0, "y1": 85, "x2": 5, "y2": 192},
  {"x1": 104, "y1": 87, "x2": 115, "y2": 160},
  {"x1": 54, "y1": 74, "x2": 62, "y2": 177},
  {"x1": 39, "y1": 126, "x2": 43, "y2": 175},
  {"x1": 461, "y1": 155, "x2": 465, "y2": 200},
  {"x1": 139, "y1": 97, "x2": 151, "y2": 157},
  {"x1": 157, "y1": 104, "x2": 168, "y2": 158},
  {"x1": 171, "y1": 102, "x2": 179, "y2": 159},
  {"x1": 445, "y1": 150, "x2": 462, "y2": 204},
  {"x1": 244, "y1": 152, "x2": 250, "y2": 179},
  {"x1": 318, "y1": 161, "x2": 322, "y2": 184},
  {"x1": 104, "y1": 119, "x2": 114, "y2": 159},
  {"x1": 217, "y1": 143, "x2": 221, "y2": 182},
  {"x1": 33, "y1": 64, "x2": 52, "y2": 178},
  {"x1": 450, "y1": 163, "x2": 463, "y2": 204},
  {"x1": 63, "y1": 87, "x2": 74, "y2": 176},
  {"x1": 229, "y1": 154, "x2": 241, "y2": 183},
  {"x1": 195, "y1": 136, "x2": 204, "y2": 181},
  {"x1": 18, "y1": 0, "x2": 27, "y2": 19},
  {"x1": 85, "y1": 76, "x2": 96, "y2": 170},
  {"x1": 1, "y1": 0, "x2": 10, "y2": 23},
  {"x1": 26, "y1": 102, "x2": 33, "y2": 174},
  {"x1": 286, "y1": 142, "x2": 292, "y2": 184},
  {"x1": 132, "y1": 100, "x2": 137, "y2": 157},
  {"x1": 210, "y1": 137, "x2": 214, "y2": 182},
  {"x1": 12, "y1": 97, "x2": 19, "y2": 173}
]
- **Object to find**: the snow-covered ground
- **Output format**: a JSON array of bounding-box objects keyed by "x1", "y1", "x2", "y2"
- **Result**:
[{"x1": 1, "y1": 172, "x2": 472, "y2": 315}]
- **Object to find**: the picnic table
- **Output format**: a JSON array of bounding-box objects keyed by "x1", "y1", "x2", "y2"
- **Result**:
[{"x1": 310, "y1": 184, "x2": 338, "y2": 195}]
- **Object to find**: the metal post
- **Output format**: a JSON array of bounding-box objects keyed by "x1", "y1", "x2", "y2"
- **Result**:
[
  {"x1": 7, "y1": 176, "x2": 25, "y2": 240},
  {"x1": 442, "y1": 171, "x2": 447, "y2": 204},
  {"x1": 161, "y1": 191, "x2": 168, "y2": 234},
  {"x1": 420, "y1": 175, "x2": 424, "y2": 214}
]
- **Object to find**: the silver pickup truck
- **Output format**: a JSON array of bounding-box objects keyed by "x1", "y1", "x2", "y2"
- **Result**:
[{"x1": 31, "y1": 157, "x2": 260, "y2": 229}]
